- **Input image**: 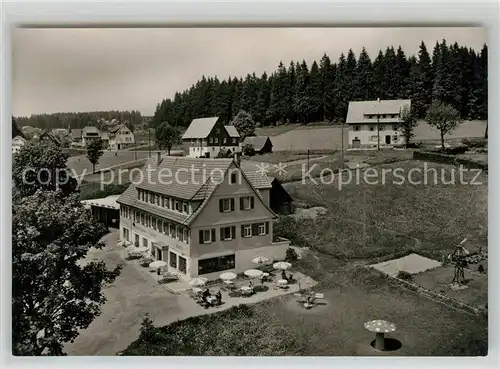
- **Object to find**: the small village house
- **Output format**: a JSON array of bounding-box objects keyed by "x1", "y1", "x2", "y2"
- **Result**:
[
  {"x1": 82, "y1": 126, "x2": 101, "y2": 147},
  {"x1": 38, "y1": 131, "x2": 61, "y2": 147},
  {"x1": 116, "y1": 154, "x2": 291, "y2": 281},
  {"x1": 182, "y1": 117, "x2": 241, "y2": 158},
  {"x1": 12, "y1": 135, "x2": 27, "y2": 154},
  {"x1": 346, "y1": 99, "x2": 411, "y2": 149},
  {"x1": 242, "y1": 136, "x2": 273, "y2": 155},
  {"x1": 107, "y1": 124, "x2": 135, "y2": 150},
  {"x1": 70, "y1": 128, "x2": 83, "y2": 147}
]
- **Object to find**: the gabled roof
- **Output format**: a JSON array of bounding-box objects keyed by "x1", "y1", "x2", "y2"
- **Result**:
[
  {"x1": 83, "y1": 126, "x2": 101, "y2": 136},
  {"x1": 242, "y1": 136, "x2": 272, "y2": 151},
  {"x1": 13, "y1": 135, "x2": 27, "y2": 143},
  {"x1": 71, "y1": 129, "x2": 83, "y2": 139},
  {"x1": 224, "y1": 125, "x2": 240, "y2": 138},
  {"x1": 40, "y1": 131, "x2": 61, "y2": 145},
  {"x1": 346, "y1": 99, "x2": 411, "y2": 124},
  {"x1": 117, "y1": 156, "x2": 275, "y2": 226},
  {"x1": 182, "y1": 117, "x2": 219, "y2": 139}
]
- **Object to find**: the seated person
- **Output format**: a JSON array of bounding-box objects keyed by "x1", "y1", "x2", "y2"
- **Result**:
[
  {"x1": 281, "y1": 270, "x2": 287, "y2": 281},
  {"x1": 248, "y1": 280, "x2": 254, "y2": 292}
]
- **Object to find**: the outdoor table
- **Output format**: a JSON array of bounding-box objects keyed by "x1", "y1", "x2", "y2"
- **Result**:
[
  {"x1": 277, "y1": 279, "x2": 288, "y2": 288},
  {"x1": 364, "y1": 320, "x2": 396, "y2": 351}
]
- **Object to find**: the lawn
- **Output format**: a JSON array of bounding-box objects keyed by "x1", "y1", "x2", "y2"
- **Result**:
[
  {"x1": 258, "y1": 120, "x2": 486, "y2": 152},
  {"x1": 411, "y1": 266, "x2": 488, "y2": 310},
  {"x1": 284, "y1": 160, "x2": 488, "y2": 261},
  {"x1": 246, "y1": 150, "x2": 326, "y2": 164},
  {"x1": 67, "y1": 151, "x2": 154, "y2": 175},
  {"x1": 123, "y1": 261, "x2": 487, "y2": 356}
]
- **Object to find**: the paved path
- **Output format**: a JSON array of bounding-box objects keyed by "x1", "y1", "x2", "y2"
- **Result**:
[{"x1": 65, "y1": 230, "x2": 317, "y2": 356}]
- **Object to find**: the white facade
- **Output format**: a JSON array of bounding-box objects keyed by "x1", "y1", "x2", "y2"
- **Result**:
[
  {"x1": 12, "y1": 135, "x2": 27, "y2": 153},
  {"x1": 348, "y1": 123, "x2": 405, "y2": 148},
  {"x1": 109, "y1": 125, "x2": 135, "y2": 150},
  {"x1": 187, "y1": 140, "x2": 241, "y2": 158}
]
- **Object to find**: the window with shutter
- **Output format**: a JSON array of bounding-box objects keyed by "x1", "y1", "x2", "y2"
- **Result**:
[
  {"x1": 230, "y1": 198, "x2": 235, "y2": 211},
  {"x1": 243, "y1": 225, "x2": 252, "y2": 237},
  {"x1": 211, "y1": 229, "x2": 216, "y2": 242},
  {"x1": 250, "y1": 197, "x2": 255, "y2": 209},
  {"x1": 265, "y1": 222, "x2": 269, "y2": 235},
  {"x1": 219, "y1": 199, "x2": 223, "y2": 212},
  {"x1": 239, "y1": 197, "x2": 244, "y2": 210},
  {"x1": 199, "y1": 230, "x2": 204, "y2": 244},
  {"x1": 258, "y1": 223, "x2": 266, "y2": 235},
  {"x1": 231, "y1": 226, "x2": 236, "y2": 239}
]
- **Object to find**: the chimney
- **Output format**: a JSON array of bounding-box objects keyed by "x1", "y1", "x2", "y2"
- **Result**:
[{"x1": 233, "y1": 152, "x2": 241, "y2": 166}]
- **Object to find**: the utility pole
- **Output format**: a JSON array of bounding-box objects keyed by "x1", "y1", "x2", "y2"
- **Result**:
[
  {"x1": 377, "y1": 97, "x2": 381, "y2": 151},
  {"x1": 148, "y1": 128, "x2": 151, "y2": 158},
  {"x1": 341, "y1": 119, "x2": 344, "y2": 169}
]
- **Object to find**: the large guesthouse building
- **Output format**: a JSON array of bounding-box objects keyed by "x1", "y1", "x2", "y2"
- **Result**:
[
  {"x1": 116, "y1": 154, "x2": 290, "y2": 281},
  {"x1": 346, "y1": 99, "x2": 411, "y2": 149},
  {"x1": 182, "y1": 117, "x2": 241, "y2": 158}
]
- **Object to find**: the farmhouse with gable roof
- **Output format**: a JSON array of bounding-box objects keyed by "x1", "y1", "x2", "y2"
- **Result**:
[{"x1": 182, "y1": 117, "x2": 241, "y2": 158}]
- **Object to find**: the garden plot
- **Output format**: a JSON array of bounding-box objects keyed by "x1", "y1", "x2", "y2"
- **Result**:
[{"x1": 370, "y1": 253, "x2": 442, "y2": 277}]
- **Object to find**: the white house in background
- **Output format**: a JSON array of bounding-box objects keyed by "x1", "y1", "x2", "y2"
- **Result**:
[
  {"x1": 82, "y1": 126, "x2": 101, "y2": 147},
  {"x1": 12, "y1": 135, "x2": 27, "y2": 153},
  {"x1": 346, "y1": 99, "x2": 411, "y2": 149},
  {"x1": 107, "y1": 124, "x2": 135, "y2": 150},
  {"x1": 182, "y1": 117, "x2": 241, "y2": 158}
]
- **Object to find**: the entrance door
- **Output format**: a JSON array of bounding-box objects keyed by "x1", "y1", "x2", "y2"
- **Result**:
[
  {"x1": 135, "y1": 234, "x2": 139, "y2": 246},
  {"x1": 385, "y1": 135, "x2": 391, "y2": 144},
  {"x1": 352, "y1": 138, "x2": 361, "y2": 148},
  {"x1": 157, "y1": 249, "x2": 163, "y2": 261}
]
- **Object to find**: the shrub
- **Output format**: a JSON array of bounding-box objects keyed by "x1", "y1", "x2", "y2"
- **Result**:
[
  {"x1": 434, "y1": 145, "x2": 469, "y2": 155},
  {"x1": 396, "y1": 270, "x2": 413, "y2": 281},
  {"x1": 242, "y1": 144, "x2": 255, "y2": 156},
  {"x1": 461, "y1": 138, "x2": 487, "y2": 148},
  {"x1": 273, "y1": 216, "x2": 309, "y2": 247},
  {"x1": 477, "y1": 264, "x2": 485, "y2": 274},
  {"x1": 139, "y1": 256, "x2": 154, "y2": 267},
  {"x1": 285, "y1": 247, "x2": 298, "y2": 262}
]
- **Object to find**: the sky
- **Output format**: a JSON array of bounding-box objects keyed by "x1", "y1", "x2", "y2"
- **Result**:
[{"x1": 12, "y1": 27, "x2": 486, "y2": 117}]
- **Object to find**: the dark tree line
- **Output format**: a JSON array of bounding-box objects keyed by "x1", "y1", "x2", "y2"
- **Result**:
[
  {"x1": 14, "y1": 110, "x2": 144, "y2": 131},
  {"x1": 152, "y1": 40, "x2": 487, "y2": 128}
]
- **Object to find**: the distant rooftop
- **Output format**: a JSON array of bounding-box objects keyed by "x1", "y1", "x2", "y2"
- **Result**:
[
  {"x1": 81, "y1": 195, "x2": 120, "y2": 210},
  {"x1": 346, "y1": 99, "x2": 411, "y2": 124}
]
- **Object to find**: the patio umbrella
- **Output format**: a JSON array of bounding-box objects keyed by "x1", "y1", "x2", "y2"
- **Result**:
[
  {"x1": 189, "y1": 277, "x2": 208, "y2": 287},
  {"x1": 252, "y1": 256, "x2": 270, "y2": 265},
  {"x1": 219, "y1": 272, "x2": 237, "y2": 281},
  {"x1": 244, "y1": 269, "x2": 263, "y2": 278},
  {"x1": 149, "y1": 260, "x2": 167, "y2": 269},
  {"x1": 273, "y1": 261, "x2": 292, "y2": 270},
  {"x1": 118, "y1": 240, "x2": 132, "y2": 247},
  {"x1": 127, "y1": 245, "x2": 148, "y2": 253}
]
